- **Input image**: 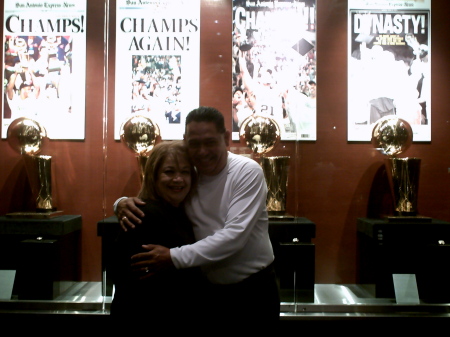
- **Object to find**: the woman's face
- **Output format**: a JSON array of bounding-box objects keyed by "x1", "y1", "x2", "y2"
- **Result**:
[{"x1": 156, "y1": 155, "x2": 192, "y2": 207}]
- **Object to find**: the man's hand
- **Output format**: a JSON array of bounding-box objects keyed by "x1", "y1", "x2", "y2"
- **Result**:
[
  {"x1": 117, "y1": 197, "x2": 145, "y2": 231},
  {"x1": 131, "y1": 244, "x2": 174, "y2": 280}
]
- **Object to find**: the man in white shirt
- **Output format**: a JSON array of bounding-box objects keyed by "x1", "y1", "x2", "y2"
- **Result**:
[{"x1": 115, "y1": 106, "x2": 279, "y2": 329}]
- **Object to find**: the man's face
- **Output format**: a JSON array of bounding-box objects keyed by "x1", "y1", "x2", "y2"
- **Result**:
[
  {"x1": 184, "y1": 121, "x2": 229, "y2": 176},
  {"x1": 232, "y1": 90, "x2": 243, "y2": 105},
  {"x1": 245, "y1": 91, "x2": 256, "y2": 108},
  {"x1": 309, "y1": 83, "x2": 316, "y2": 98},
  {"x1": 20, "y1": 85, "x2": 32, "y2": 99}
]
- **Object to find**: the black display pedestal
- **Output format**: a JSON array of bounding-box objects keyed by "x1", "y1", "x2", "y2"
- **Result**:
[
  {"x1": 357, "y1": 217, "x2": 450, "y2": 303},
  {"x1": 269, "y1": 217, "x2": 316, "y2": 303},
  {"x1": 97, "y1": 216, "x2": 316, "y2": 303},
  {"x1": 0, "y1": 215, "x2": 82, "y2": 300},
  {"x1": 97, "y1": 216, "x2": 121, "y2": 297}
]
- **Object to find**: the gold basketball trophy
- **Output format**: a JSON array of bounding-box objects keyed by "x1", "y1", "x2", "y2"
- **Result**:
[
  {"x1": 372, "y1": 116, "x2": 423, "y2": 218},
  {"x1": 120, "y1": 115, "x2": 161, "y2": 181},
  {"x1": 7, "y1": 117, "x2": 60, "y2": 217},
  {"x1": 239, "y1": 114, "x2": 290, "y2": 217}
]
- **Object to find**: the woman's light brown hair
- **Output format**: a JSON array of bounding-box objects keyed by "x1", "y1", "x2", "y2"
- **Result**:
[{"x1": 137, "y1": 140, "x2": 197, "y2": 203}]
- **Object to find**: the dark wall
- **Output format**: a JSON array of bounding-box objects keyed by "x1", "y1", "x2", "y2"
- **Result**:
[{"x1": 1, "y1": 0, "x2": 449, "y2": 283}]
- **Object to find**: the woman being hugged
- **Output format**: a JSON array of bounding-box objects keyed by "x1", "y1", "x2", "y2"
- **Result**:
[{"x1": 110, "y1": 140, "x2": 204, "y2": 328}]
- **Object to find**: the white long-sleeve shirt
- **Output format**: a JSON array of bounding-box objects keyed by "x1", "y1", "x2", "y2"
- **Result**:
[{"x1": 170, "y1": 152, "x2": 274, "y2": 284}]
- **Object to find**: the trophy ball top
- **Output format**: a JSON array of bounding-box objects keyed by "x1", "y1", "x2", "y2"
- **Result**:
[
  {"x1": 7, "y1": 117, "x2": 48, "y2": 155},
  {"x1": 239, "y1": 114, "x2": 281, "y2": 155},
  {"x1": 371, "y1": 116, "x2": 413, "y2": 157},
  {"x1": 120, "y1": 115, "x2": 161, "y2": 156}
]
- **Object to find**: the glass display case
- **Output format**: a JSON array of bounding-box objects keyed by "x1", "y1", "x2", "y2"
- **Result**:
[{"x1": 1, "y1": 0, "x2": 450, "y2": 329}]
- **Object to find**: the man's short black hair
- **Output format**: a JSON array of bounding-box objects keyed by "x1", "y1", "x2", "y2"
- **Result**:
[
  {"x1": 19, "y1": 81, "x2": 32, "y2": 90},
  {"x1": 244, "y1": 91, "x2": 256, "y2": 100},
  {"x1": 185, "y1": 106, "x2": 226, "y2": 134}
]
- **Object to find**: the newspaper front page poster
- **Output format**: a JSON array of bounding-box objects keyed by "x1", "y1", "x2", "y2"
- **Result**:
[
  {"x1": 232, "y1": 0, "x2": 317, "y2": 141},
  {"x1": 348, "y1": 0, "x2": 431, "y2": 142},
  {"x1": 114, "y1": 0, "x2": 200, "y2": 141},
  {"x1": 2, "y1": 0, "x2": 87, "y2": 140}
]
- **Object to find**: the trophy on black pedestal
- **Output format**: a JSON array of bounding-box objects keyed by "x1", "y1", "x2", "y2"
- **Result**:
[
  {"x1": 372, "y1": 116, "x2": 423, "y2": 218},
  {"x1": 239, "y1": 114, "x2": 290, "y2": 218},
  {"x1": 120, "y1": 115, "x2": 161, "y2": 182}
]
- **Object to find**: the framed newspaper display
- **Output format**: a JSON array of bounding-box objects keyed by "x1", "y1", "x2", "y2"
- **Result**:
[
  {"x1": 232, "y1": 0, "x2": 317, "y2": 141},
  {"x1": 348, "y1": 0, "x2": 431, "y2": 142},
  {"x1": 114, "y1": 0, "x2": 200, "y2": 141},
  {"x1": 2, "y1": 0, "x2": 87, "y2": 140}
]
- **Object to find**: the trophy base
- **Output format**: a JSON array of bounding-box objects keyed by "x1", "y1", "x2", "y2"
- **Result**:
[
  {"x1": 6, "y1": 210, "x2": 64, "y2": 219},
  {"x1": 269, "y1": 213, "x2": 295, "y2": 221},
  {"x1": 385, "y1": 215, "x2": 432, "y2": 223}
]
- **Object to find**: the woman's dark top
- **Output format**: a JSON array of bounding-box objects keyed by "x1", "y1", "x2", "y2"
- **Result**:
[{"x1": 109, "y1": 200, "x2": 205, "y2": 326}]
